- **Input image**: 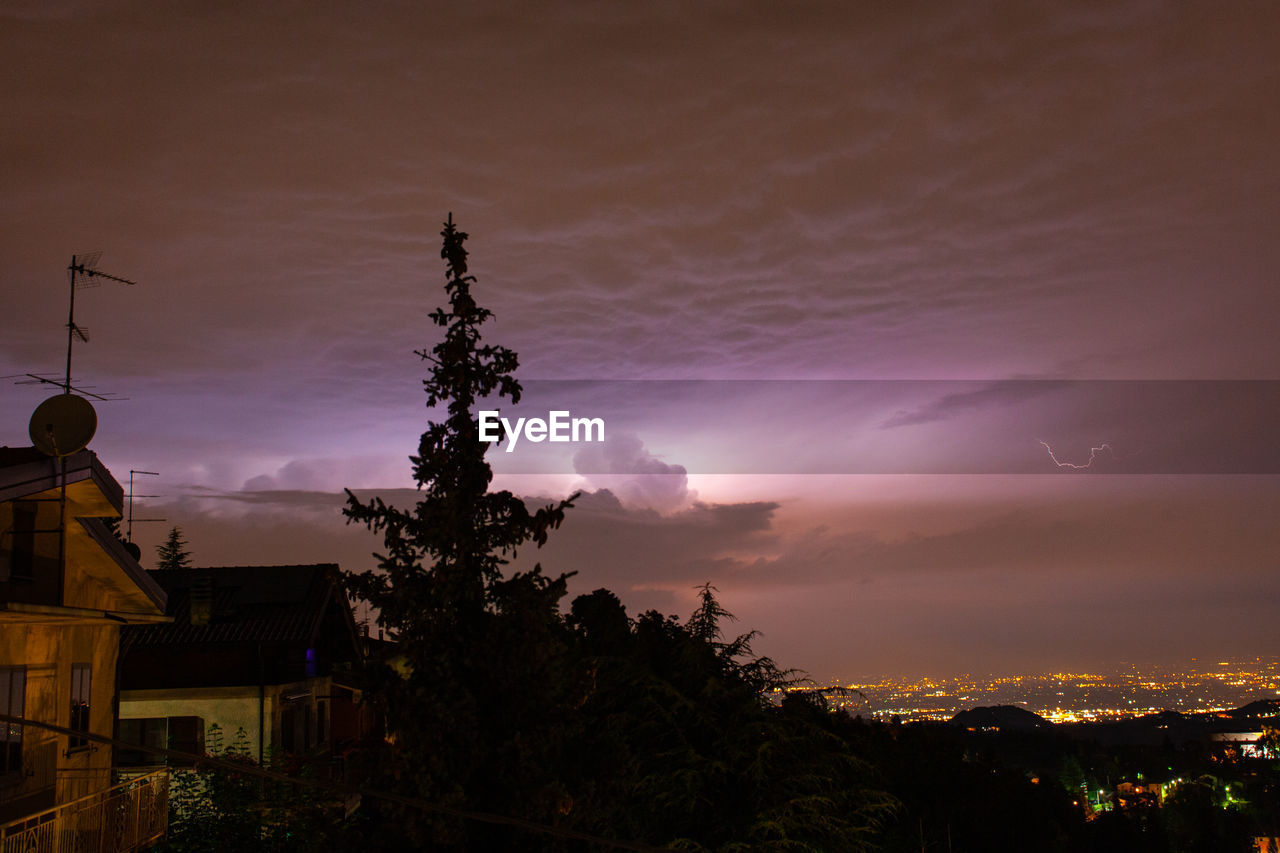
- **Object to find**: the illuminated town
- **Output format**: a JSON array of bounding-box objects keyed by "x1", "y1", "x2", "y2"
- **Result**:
[{"x1": 791, "y1": 658, "x2": 1280, "y2": 723}]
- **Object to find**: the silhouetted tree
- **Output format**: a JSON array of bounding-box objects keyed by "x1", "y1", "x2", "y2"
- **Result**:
[
  {"x1": 1160, "y1": 780, "x2": 1251, "y2": 853},
  {"x1": 566, "y1": 585, "x2": 894, "y2": 850},
  {"x1": 155, "y1": 525, "x2": 193, "y2": 570},
  {"x1": 343, "y1": 214, "x2": 576, "y2": 848},
  {"x1": 342, "y1": 215, "x2": 891, "y2": 851}
]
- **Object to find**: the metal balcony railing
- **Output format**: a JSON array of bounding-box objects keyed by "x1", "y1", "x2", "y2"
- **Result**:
[{"x1": 0, "y1": 768, "x2": 168, "y2": 853}]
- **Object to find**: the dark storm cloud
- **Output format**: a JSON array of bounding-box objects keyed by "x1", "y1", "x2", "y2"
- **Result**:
[
  {"x1": 480, "y1": 381, "x2": 1280, "y2": 475},
  {"x1": 189, "y1": 488, "x2": 345, "y2": 510},
  {"x1": 5, "y1": 1, "x2": 1280, "y2": 677},
  {"x1": 529, "y1": 478, "x2": 1280, "y2": 594},
  {"x1": 6, "y1": 1, "x2": 1279, "y2": 392},
  {"x1": 880, "y1": 381, "x2": 1075, "y2": 428},
  {"x1": 521, "y1": 476, "x2": 1280, "y2": 675},
  {"x1": 130, "y1": 472, "x2": 1280, "y2": 678},
  {"x1": 133, "y1": 484, "x2": 783, "y2": 616},
  {"x1": 523, "y1": 489, "x2": 782, "y2": 589}
]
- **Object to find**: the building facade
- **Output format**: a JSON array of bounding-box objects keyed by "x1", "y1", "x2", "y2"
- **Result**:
[
  {"x1": 119, "y1": 564, "x2": 368, "y2": 770},
  {"x1": 0, "y1": 446, "x2": 169, "y2": 832}
]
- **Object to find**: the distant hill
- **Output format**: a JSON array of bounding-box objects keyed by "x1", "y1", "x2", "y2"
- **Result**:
[
  {"x1": 942, "y1": 697, "x2": 1280, "y2": 746},
  {"x1": 1230, "y1": 698, "x2": 1280, "y2": 720},
  {"x1": 1054, "y1": 700, "x2": 1280, "y2": 747},
  {"x1": 950, "y1": 705, "x2": 1051, "y2": 731}
]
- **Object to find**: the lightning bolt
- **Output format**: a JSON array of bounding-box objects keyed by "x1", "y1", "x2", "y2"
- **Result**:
[{"x1": 1039, "y1": 441, "x2": 1122, "y2": 470}]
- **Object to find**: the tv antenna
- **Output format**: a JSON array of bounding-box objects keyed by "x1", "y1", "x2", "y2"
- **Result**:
[
  {"x1": 126, "y1": 469, "x2": 166, "y2": 543},
  {"x1": 8, "y1": 254, "x2": 138, "y2": 603},
  {"x1": 6, "y1": 253, "x2": 135, "y2": 401},
  {"x1": 63, "y1": 252, "x2": 135, "y2": 393},
  {"x1": 5, "y1": 373, "x2": 125, "y2": 402}
]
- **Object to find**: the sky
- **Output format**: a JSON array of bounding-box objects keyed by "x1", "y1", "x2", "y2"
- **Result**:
[{"x1": 3, "y1": 1, "x2": 1278, "y2": 681}]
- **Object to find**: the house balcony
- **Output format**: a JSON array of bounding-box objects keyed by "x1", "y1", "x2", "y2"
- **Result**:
[{"x1": 0, "y1": 768, "x2": 167, "y2": 853}]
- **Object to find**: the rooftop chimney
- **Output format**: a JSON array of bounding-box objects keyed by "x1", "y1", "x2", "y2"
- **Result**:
[{"x1": 189, "y1": 574, "x2": 213, "y2": 626}]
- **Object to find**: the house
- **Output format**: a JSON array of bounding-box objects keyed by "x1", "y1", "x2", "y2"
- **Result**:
[
  {"x1": 0, "y1": 445, "x2": 170, "y2": 845},
  {"x1": 1114, "y1": 780, "x2": 1164, "y2": 809},
  {"x1": 118, "y1": 564, "x2": 368, "y2": 771},
  {"x1": 1211, "y1": 730, "x2": 1272, "y2": 760}
]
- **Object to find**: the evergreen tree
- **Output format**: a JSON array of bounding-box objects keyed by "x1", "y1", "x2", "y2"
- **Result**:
[
  {"x1": 155, "y1": 525, "x2": 193, "y2": 570},
  {"x1": 342, "y1": 215, "x2": 891, "y2": 851},
  {"x1": 343, "y1": 214, "x2": 577, "y2": 847},
  {"x1": 569, "y1": 586, "x2": 895, "y2": 851}
]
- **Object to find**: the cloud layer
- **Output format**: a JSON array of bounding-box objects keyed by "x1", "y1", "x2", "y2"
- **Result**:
[
  {"x1": 129, "y1": 473, "x2": 1280, "y2": 680},
  {"x1": 4, "y1": 1, "x2": 1278, "y2": 678}
]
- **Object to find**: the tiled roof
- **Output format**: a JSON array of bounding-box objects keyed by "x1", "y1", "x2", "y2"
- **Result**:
[{"x1": 126, "y1": 564, "x2": 343, "y2": 645}]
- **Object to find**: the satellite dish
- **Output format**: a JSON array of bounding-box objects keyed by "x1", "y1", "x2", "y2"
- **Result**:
[{"x1": 29, "y1": 393, "x2": 97, "y2": 457}]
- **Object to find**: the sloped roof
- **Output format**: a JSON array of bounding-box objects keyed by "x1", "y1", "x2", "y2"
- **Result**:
[
  {"x1": 127, "y1": 563, "x2": 349, "y2": 646},
  {"x1": 79, "y1": 517, "x2": 168, "y2": 611},
  {"x1": 1, "y1": 446, "x2": 165, "y2": 615},
  {"x1": 0, "y1": 446, "x2": 123, "y2": 512}
]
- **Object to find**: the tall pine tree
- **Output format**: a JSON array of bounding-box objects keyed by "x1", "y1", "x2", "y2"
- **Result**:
[
  {"x1": 342, "y1": 215, "x2": 892, "y2": 851},
  {"x1": 344, "y1": 215, "x2": 578, "y2": 848}
]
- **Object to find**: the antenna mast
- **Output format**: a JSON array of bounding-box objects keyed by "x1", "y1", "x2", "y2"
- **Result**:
[
  {"x1": 126, "y1": 469, "x2": 165, "y2": 543},
  {"x1": 65, "y1": 253, "x2": 135, "y2": 392}
]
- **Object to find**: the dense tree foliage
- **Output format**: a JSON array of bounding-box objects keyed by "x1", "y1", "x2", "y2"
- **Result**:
[
  {"x1": 342, "y1": 217, "x2": 892, "y2": 850},
  {"x1": 565, "y1": 586, "x2": 895, "y2": 850},
  {"x1": 150, "y1": 216, "x2": 1280, "y2": 852},
  {"x1": 156, "y1": 726, "x2": 346, "y2": 853},
  {"x1": 343, "y1": 215, "x2": 578, "y2": 847}
]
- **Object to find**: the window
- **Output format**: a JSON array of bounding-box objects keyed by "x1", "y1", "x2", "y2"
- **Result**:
[
  {"x1": 118, "y1": 718, "x2": 167, "y2": 767},
  {"x1": 8, "y1": 503, "x2": 37, "y2": 581},
  {"x1": 280, "y1": 707, "x2": 296, "y2": 754},
  {"x1": 0, "y1": 667, "x2": 24, "y2": 777},
  {"x1": 69, "y1": 663, "x2": 90, "y2": 751},
  {"x1": 117, "y1": 716, "x2": 204, "y2": 768},
  {"x1": 167, "y1": 716, "x2": 204, "y2": 765}
]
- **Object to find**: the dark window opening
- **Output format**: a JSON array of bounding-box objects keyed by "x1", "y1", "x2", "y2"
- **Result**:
[
  {"x1": 0, "y1": 667, "x2": 24, "y2": 777},
  {"x1": 280, "y1": 703, "x2": 315, "y2": 755},
  {"x1": 167, "y1": 716, "x2": 204, "y2": 765},
  {"x1": 9, "y1": 503, "x2": 37, "y2": 581},
  {"x1": 117, "y1": 718, "x2": 166, "y2": 767},
  {"x1": 68, "y1": 663, "x2": 90, "y2": 752},
  {"x1": 117, "y1": 716, "x2": 204, "y2": 767},
  {"x1": 280, "y1": 707, "x2": 295, "y2": 754}
]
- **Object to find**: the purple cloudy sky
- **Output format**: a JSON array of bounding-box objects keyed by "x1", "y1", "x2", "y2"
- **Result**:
[{"x1": 3, "y1": 1, "x2": 1278, "y2": 680}]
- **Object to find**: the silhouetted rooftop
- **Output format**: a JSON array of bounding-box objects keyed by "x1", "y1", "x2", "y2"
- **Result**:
[
  {"x1": 128, "y1": 563, "x2": 345, "y2": 646},
  {"x1": 0, "y1": 446, "x2": 47, "y2": 467}
]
